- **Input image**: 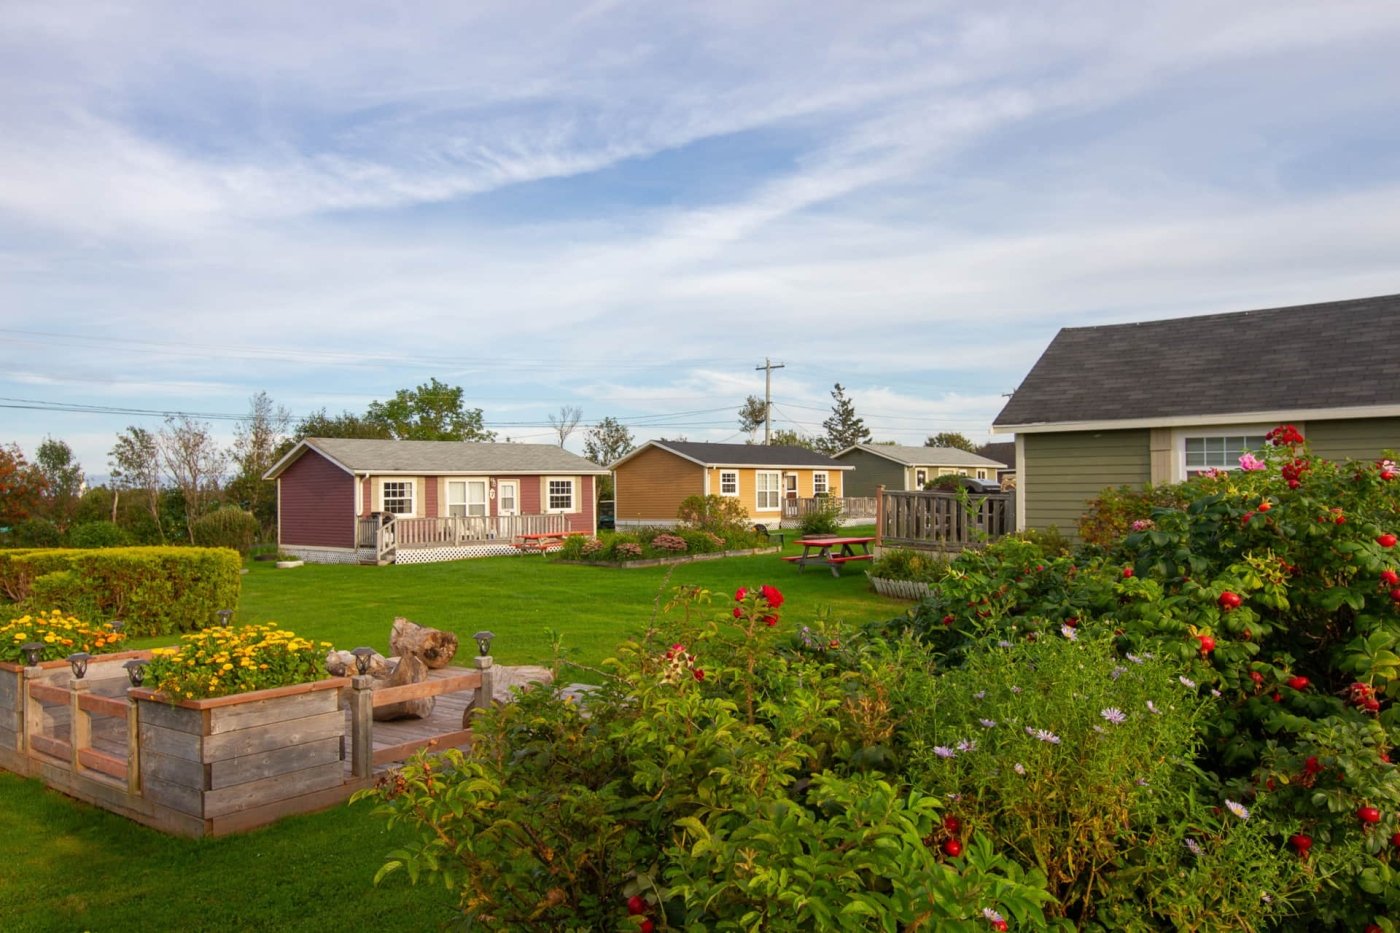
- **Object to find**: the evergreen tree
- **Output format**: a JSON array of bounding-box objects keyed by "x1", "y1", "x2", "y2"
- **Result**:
[{"x1": 818, "y1": 383, "x2": 870, "y2": 454}]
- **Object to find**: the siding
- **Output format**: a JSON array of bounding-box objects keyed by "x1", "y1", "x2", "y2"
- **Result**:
[
  {"x1": 615, "y1": 446, "x2": 704, "y2": 522},
  {"x1": 1306, "y1": 417, "x2": 1400, "y2": 463},
  {"x1": 1024, "y1": 429, "x2": 1151, "y2": 538},
  {"x1": 279, "y1": 450, "x2": 356, "y2": 548},
  {"x1": 834, "y1": 450, "x2": 905, "y2": 496}
]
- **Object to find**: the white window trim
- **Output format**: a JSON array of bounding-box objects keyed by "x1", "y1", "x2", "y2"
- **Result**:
[
  {"x1": 755, "y1": 471, "x2": 781, "y2": 511},
  {"x1": 914, "y1": 469, "x2": 927, "y2": 487},
  {"x1": 381, "y1": 479, "x2": 416, "y2": 518},
  {"x1": 546, "y1": 476, "x2": 577, "y2": 513},
  {"x1": 719, "y1": 470, "x2": 739, "y2": 497},
  {"x1": 812, "y1": 471, "x2": 828, "y2": 496},
  {"x1": 1172, "y1": 424, "x2": 1278, "y2": 483}
]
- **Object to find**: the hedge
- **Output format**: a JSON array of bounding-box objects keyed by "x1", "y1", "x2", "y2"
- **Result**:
[{"x1": 0, "y1": 547, "x2": 242, "y2": 637}]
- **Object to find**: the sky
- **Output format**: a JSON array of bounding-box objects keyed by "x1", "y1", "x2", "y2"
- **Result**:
[{"x1": 3, "y1": 1, "x2": 1400, "y2": 479}]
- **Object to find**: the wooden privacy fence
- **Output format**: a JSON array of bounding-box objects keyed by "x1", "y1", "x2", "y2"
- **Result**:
[{"x1": 877, "y1": 487, "x2": 1015, "y2": 551}]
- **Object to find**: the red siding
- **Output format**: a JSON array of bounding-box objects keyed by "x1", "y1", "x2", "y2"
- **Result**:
[
  {"x1": 520, "y1": 477, "x2": 542, "y2": 514},
  {"x1": 425, "y1": 478, "x2": 438, "y2": 518},
  {"x1": 279, "y1": 450, "x2": 356, "y2": 548},
  {"x1": 568, "y1": 475, "x2": 595, "y2": 533}
]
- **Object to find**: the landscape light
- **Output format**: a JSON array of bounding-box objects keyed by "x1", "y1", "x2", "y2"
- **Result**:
[
  {"x1": 216, "y1": 609, "x2": 234, "y2": 628},
  {"x1": 473, "y1": 631, "x2": 495, "y2": 657},
  {"x1": 124, "y1": 659, "x2": 147, "y2": 687},
  {"x1": 351, "y1": 647, "x2": 376, "y2": 675},
  {"x1": 20, "y1": 643, "x2": 44, "y2": 666},
  {"x1": 68, "y1": 652, "x2": 91, "y2": 680},
  {"x1": 108, "y1": 620, "x2": 125, "y2": 634}
]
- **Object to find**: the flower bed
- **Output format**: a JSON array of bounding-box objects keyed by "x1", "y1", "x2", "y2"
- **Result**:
[
  {"x1": 553, "y1": 526, "x2": 770, "y2": 566},
  {"x1": 1, "y1": 609, "x2": 127, "y2": 664},
  {"x1": 144, "y1": 624, "x2": 332, "y2": 700}
]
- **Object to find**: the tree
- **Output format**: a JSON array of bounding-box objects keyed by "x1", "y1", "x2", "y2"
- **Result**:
[
  {"x1": 293, "y1": 408, "x2": 391, "y2": 442},
  {"x1": 769, "y1": 428, "x2": 820, "y2": 451},
  {"x1": 227, "y1": 391, "x2": 291, "y2": 534},
  {"x1": 159, "y1": 415, "x2": 228, "y2": 543},
  {"x1": 110, "y1": 426, "x2": 165, "y2": 541},
  {"x1": 0, "y1": 443, "x2": 47, "y2": 526},
  {"x1": 365, "y1": 378, "x2": 496, "y2": 441},
  {"x1": 548, "y1": 405, "x2": 583, "y2": 448},
  {"x1": 926, "y1": 432, "x2": 977, "y2": 452},
  {"x1": 583, "y1": 417, "x2": 636, "y2": 501},
  {"x1": 737, "y1": 395, "x2": 769, "y2": 443},
  {"x1": 818, "y1": 383, "x2": 870, "y2": 454},
  {"x1": 34, "y1": 437, "x2": 84, "y2": 532}
]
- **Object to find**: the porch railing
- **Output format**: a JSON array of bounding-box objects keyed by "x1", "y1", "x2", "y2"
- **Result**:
[
  {"x1": 781, "y1": 497, "x2": 879, "y2": 523},
  {"x1": 877, "y1": 489, "x2": 1014, "y2": 551},
  {"x1": 359, "y1": 514, "x2": 569, "y2": 552}
]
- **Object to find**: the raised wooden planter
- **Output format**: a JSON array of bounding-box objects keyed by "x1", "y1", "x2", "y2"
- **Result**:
[
  {"x1": 128, "y1": 677, "x2": 352, "y2": 836},
  {"x1": 866, "y1": 573, "x2": 933, "y2": 600}
]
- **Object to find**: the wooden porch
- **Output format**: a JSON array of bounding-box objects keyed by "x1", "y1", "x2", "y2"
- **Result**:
[
  {"x1": 781, "y1": 496, "x2": 879, "y2": 524},
  {"x1": 355, "y1": 514, "x2": 570, "y2": 564}
]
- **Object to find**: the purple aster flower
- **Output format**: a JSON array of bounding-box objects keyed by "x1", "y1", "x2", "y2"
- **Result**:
[
  {"x1": 1225, "y1": 799, "x2": 1250, "y2": 820},
  {"x1": 1025, "y1": 726, "x2": 1060, "y2": 744},
  {"x1": 1100, "y1": 707, "x2": 1126, "y2": 724},
  {"x1": 979, "y1": 718, "x2": 997, "y2": 728},
  {"x1": 933, "y1": 746, "x2": 956, "y2": 759}
]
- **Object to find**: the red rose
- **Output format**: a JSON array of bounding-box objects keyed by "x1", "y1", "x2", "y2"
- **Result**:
[
  {"x1": 1304, "y1": 755, "x2": 1323, "y2": 774},
  {"x1": 941, "y1": 839, "x2": 962, "y2": 857},
  {"x1": 760, "y1": 584, "x2": 784, "y2": 608},
  {"x1": 735, "y1": 587, "x2": 748, "y2": 601},
  {"x1": 763, "y1": 615, "x2": 777, "y2": 627},
  {"x1": 1379, "y1": 533, "x2": 1398, "y2": 549},
  {"x1": 1287, "y1": 675, "x2": 1309, "y2": 691},
  {"x1": 1218, "y1": 591, "x2": 1242, "y2": 610},
  {"x1": 693, "y1": 668, "x2": 705, "y2": 682},
  {"x1": 1122, "y1": 567, "x2": 1135, "y2": 579},
  {"x1": 627, "y1": 895, "x2": 647, "y2": 915},
  {"x1": 1382, "y1": 570, "x2": 1400, "y2": 587},
  {"x1": 732, "y1": 608, "x2": 743, "y2": 619},
  {"x1": 1358, "y1": 805, "x2": 1382, "y2": 824}
]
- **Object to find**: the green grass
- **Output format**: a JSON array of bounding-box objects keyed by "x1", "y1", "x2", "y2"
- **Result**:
[{"x1": 2, "y1": 530, "x2": 902, "y2": 931}]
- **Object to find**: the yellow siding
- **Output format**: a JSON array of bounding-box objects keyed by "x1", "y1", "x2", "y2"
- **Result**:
[
  {"x1": 1024, "y1": 430, "x2": 1151, "y2": 538},
  {"x1": 703, "y1": 467, "x2": 842, "y2": 518}
]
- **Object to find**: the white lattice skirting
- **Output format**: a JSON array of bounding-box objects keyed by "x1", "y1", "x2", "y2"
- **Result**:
[
  {"x1": 394, "y1": 543, "x2": 522, "y2": 564},
  {"x1": 284, "y1": 546, "x2": 362, "y2": 565}
]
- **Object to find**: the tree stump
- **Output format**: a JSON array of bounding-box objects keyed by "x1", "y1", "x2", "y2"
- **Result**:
[
  {"x1": 373, "y1": 653, "x2": 433, "y2": 721},
  {"x1": 389, "y1": 618, "x2": 458, "y2": 669}
]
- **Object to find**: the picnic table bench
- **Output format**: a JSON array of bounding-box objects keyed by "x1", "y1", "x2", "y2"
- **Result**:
[
  {"x1": 782, "y1": 536, "x2": 876, "y2": 577},
  {"x1": 513, "y1": 531, "x2": 585, "y2": 554}
]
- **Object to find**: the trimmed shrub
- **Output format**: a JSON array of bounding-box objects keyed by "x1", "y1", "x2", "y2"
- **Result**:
[
  {"x1": 3, "y1": 547, "x2": 241, "y2": 636},
  {"x1": 9, "y1": 518, "x2": 60, "y2": 548},
  {"x1": 66, "y1": 521, "x2": 129, "y2": 549},
  {"x1": 191, "y1": 508, "x2": 260, "y2": 555}
]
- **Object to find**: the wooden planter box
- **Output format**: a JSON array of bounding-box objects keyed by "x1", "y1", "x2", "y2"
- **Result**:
[
  {"x1": 866, "y1": 574, "x2": 933, "y2": 600},
  {"x1": 128, "y1": 677, "x2": 352, "y2": 836}
]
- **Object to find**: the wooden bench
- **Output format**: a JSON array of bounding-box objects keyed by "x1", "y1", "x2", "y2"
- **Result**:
[{"x1": 827, "y1": 554, "x2": 873, "y2": 564}]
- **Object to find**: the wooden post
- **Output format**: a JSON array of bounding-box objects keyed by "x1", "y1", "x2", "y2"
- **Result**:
[
  {"x1": 874, "y1": 485, "x2": 884, "y2": 550},
  {"x1": 350, "y1": 675, "x2": 374, "y2": 779},
  {"x1": 472, "y1": 655, "x2": 495, "y2": 715},
  {"x1": 70, "y1": 677, "x2": 91, "y2": 772},
  {"x1": 22, "y1": 665, "x2": 42, "y2": 756},
  {"x1": 126, "y1": 693, "x2": 141, "y2": 795}
]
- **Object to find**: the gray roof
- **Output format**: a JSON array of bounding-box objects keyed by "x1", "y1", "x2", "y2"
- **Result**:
[
  {"x1": 614, "y1": 440, "x2": 848, "y2": 470},
  {"x1": 994, "y1": 294, "x2": 1400, "y2": 428},
  {"x1": 267, "y1": 438, "x2": 608, "y2": 479},
  {"x1": 836, "y1": 443, "x2": 1006, "y2": 469},
  {"x1": 977, "y1": 442, "x2": 1016, "y2": 469}
]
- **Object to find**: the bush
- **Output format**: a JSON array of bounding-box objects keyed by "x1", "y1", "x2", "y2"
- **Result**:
[
  {"x1": 676, "y1": 494, "x2": 750, "y2": 537},
  {"x1": 66, "y1": 521, "x2": 129, "y2": 549},
  {"x1": 9, "y1": 518, "x2": 60, "y2": 549},
  {"x1": 869, "y1": 547, "x2": 949, "y2": 583},
  {"x1": 2, "y1": 547, "x2": 242, "y2": 637},
  {"x1": 796, "y1": 497, "x2": 844, "y2": 537},
  {"x1": 190, "y1": 508, "x2": 260, "y2": 555},
  {"x1": 1077, "y1": 482, "x2": 1187, "y2": 547}
]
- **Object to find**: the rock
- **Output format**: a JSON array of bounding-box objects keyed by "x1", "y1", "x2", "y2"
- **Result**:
[{"x1": 374, "y1": 653, "x2": 434, "y2": 721}]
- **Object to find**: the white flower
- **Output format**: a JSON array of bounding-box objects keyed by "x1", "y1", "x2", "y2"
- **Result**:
[
  {"x1": 978, "y1": 718, "x2": 998, "y2": 728},
  {"x1": 1146, "y1": 700, "x2": 1161, "y2": 715},
  {"x1": 1060, "y1": 624, "x2": 1078, "y2": 641},
  {"x1": 1179, "y1": 675, "x2": 1197, "y2": 689},
  {"x1": 1225, "y1": 799, "x2": 1250, "y2": 820},
  {"x1": 1025, "y1": 726, "x2": 1061, "y2": 744},
  {"x1": 982, "y1": 907, "x2": 1005, "y2": 924},
  {"x1": 1013, "y1": 762, "x2": 1026, "y2": 775},
  {"x1": 1100, "y1": 707, "x2": 1126, "y2": 724}
]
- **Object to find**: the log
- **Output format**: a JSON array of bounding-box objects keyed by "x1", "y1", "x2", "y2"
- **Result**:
[
  {"x1": 389, "y1": 618, "x2": 458, "y2": 669},
  {"x1": 373, "y1": 654, "x2": 433, "y2": 721}
]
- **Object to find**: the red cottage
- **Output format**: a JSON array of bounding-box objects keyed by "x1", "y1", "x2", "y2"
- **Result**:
[{"x1": 264, "y1": 438, "x2": 609, "y2": 564}]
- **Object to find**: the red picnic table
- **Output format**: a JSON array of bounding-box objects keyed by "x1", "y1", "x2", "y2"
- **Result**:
[
  {"x1": 514, "y1": 531, "x2": 585, "y2": 554},
  {"x1": 781, "y1": 535, "x2": 876, "y2": 577}
]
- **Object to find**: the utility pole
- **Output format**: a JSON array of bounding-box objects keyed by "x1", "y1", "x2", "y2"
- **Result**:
[{"x1": 755, "y1": 358, "x2": 785, "y2": 444}]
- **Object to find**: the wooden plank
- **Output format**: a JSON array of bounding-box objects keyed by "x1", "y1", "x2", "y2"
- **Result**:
[
  {"x1": 202, "y1": 709, "x2": 345, "y2": 762},
  {"x1": 0, "y1": 669, "x2": 18, "y2": 711},
  {"x1": 373, "y1": 728, "x2": 474, "y2": 765},
  {"x1": 372, "y1": 673, "x2": 479, "y2": 707},
  {"x1": 204, "y1": 760, "x2": 344, "y2": 818},
  {"x1": 136, "y1": 700, "x2": 206, "y2": 735},
  {"x1": 29, "y1": 733, "x2": 71, "y2": 761},
  {"x1": 78, "y1": 747, "x2": 127, "y2": 780},
  {"x1": 140, "y1": 747, "x2": 207, "y2": 788},
  {"x1": 139, "y1": 721, "x2": 204, "y2": 763},
  {"x1": 129, "y1": 676, "x2": 349, "y2": 711},
  {"x1": 0, "y1": 724, "x2": 17, "y2": 753},
  {"x1": 141, "y1": 773, "x2": 205, "y2": 817},
  {"x1": 28, "y1": 683, "x2": 70, "y2": 706},
  {"x1": 78, "y1": 692, "x2": 129, "y2": 718},
  {"x1": 208, "y1": 780, "x2": 359, "y2": 837},
  {"x1": 208, "y1": 736, "x2": 341, "y2": 790},
  {"x1": 207, "y1": 687, "x2": 343, "y2": 734}
]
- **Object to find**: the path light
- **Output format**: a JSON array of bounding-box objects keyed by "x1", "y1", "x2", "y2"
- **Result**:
[
  {"x1": 216, "y1": 609, "x2": 234, "y2": 628},
  {"x1": 473, "y1": 631, "x2": 495, "y2": 657},
  {"x1": 108, "y1": 620, "x2": 125, "y2": 634},
  {"x1": 351, "y1": 647, "x2": 376, "y2": 675},
  {"x1": 68, "y1": 652, "x2": 91, "y2": 680},
  {"x1": 123, "y1": 659, "x2": 147, "y2": 687},
  {"x1": 20, "y1": 643, "x2": 44, "y2": 666}
]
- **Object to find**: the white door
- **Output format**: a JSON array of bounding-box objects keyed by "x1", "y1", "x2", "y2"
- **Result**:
[{"x1": 497, "y1": 480, "x2": 519, "y2": 517}]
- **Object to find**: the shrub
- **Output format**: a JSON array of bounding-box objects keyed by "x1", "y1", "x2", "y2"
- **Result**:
[
  {"x1": 928, "y1": 473, "x2": 963, "y2": 491},
  {"x1": 869, "y1": 547, "x2": 949, "y2": 583},
  {"x1": 676, "y1": 494, "x2": 750, "y2": 537},
  {"x1": 9, "y1": 518, "x2": 60, "y2": 549},
  {"x1": 3, "y1": 547, "x2": 241, "y2": 637},
  {"x1": 649, "y1": 533, "x2": 688, "y2": 553},
  {"x1": 0, "y1": 609, "x2": 127, "y2": 664},
  {"x1": 796, "y1": 496, "x2": 844, "y2": 537},
  {"x1": 190, "y1": 508, "x2": 260, "y2": 555},
  {"x1": 1077, "y1": 482, "x2": 1187, "y2": 547},
  {"x1": 66, "y1": 521, "x2": 129, "y2": 549},
  {"x1": 144, "y1": 624, "x2": 334, "y2": 699}
]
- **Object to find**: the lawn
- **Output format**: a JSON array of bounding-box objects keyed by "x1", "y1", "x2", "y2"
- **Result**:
[{"x1": 2, "y1": 536, "x2": 903, "y2": 932}]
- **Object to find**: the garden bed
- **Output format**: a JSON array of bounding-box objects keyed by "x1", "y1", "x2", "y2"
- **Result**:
[
  {"x1": 556, "y1": 546, "x2": 779, "y2": 569},
  {"x1": 865, "y1": 574, "x2": 932, "y2": 600}
]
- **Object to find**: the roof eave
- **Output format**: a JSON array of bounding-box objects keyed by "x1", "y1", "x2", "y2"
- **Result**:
[{"x1": 993, "y1": 403, "x2": 1400, "y2": 435}]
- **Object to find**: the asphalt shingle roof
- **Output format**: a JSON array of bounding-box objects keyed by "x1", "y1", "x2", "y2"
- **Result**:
[
  {"x1": 645, "y1": 441, "x2": 846, "y2": 469},
  {"x1": 840, "y1": 444, "x2": 1006, "y2": 469},
  {"x1": 297, "y1": 438, "x2": 608, "y2": 474},
  {"x1": 993, "y1": 294, "x2": 1400, "y2": 427}
]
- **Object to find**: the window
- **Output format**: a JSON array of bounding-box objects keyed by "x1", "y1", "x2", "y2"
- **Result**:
[
  {"x1": 755, "y1": 471, "x2": 781, "y2": 510},
  {"x1": 719, "y1": 471, "x2": 739, "y2": 496},
  {"x1": 382, "y1": 480, "x2": 414, "y2": 516},
  {"x1": 915, "y1": 469, "x2": 927, "y2": 487},
  {"x1": 975, "y1": 469, "x2": 988, "y2": 480},
  {"x1": 812, "y1": 472, "x2": 829, "y2": 495},
  {"x1": 446, "y1": 480, "x2": 488, "y2": 517},
  {"x1": 1184, "y1": 434, "x2": 1268, "y2": 475},
  {"x1": 547, "y1": 477, "x2": 576, "y2": 512}
]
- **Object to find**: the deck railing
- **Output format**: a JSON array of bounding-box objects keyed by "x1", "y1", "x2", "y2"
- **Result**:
[
  {"x1": 781, "y1": 496, "x2": 879, "y2": 523},
  {"x1": 877, "y1": 488, "x2": 1014, "y2": 551},
  {"x1": 390, "y1": 514, "x2": 568, "y2": 549}
]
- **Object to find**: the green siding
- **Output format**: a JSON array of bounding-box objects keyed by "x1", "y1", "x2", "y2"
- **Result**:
[
  {"x1": 1025, "y1": 430, "x2": 1151, "y2": 538},
  {"x1": 1306, "y1": 418, "x2": 1400, "y2": 463},
  {"x1": 836, "y1": 449, "x2": 907, "y2": 497}
]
